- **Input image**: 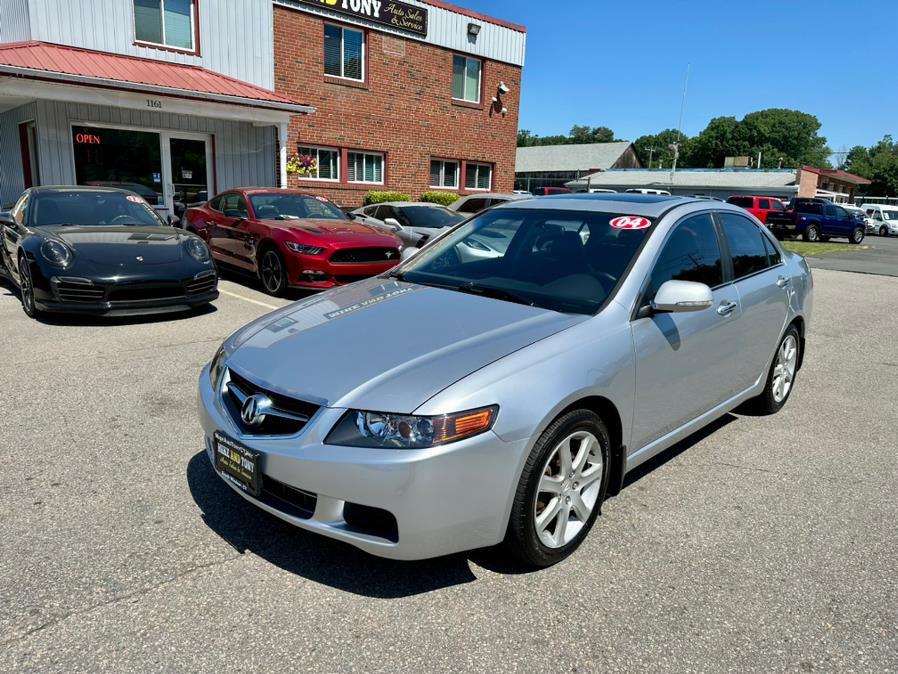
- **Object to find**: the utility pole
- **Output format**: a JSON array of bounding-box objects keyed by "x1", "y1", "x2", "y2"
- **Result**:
[
  {"x1": 646, "y1": 146, "x2": 656, "y2": 169},
  {"x1": 670, "y1": 64, "x2": 690, "y2": 184}
]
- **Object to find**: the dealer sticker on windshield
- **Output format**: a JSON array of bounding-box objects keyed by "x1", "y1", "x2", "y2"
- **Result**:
[
  {"x1": 609, "y1": 216, "x2": 651, "y2": 230},
  {"x1": 126, "y1": 195, "x2": 144, "y2": 204}
]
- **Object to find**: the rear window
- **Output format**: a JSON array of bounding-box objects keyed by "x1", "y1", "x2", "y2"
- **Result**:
[
  {"x1": 795, "y1": 202, "x2": 822, "y2": 215},
  {"x1": 728, "y1": 197, "x2": 753, "y2": 208}
]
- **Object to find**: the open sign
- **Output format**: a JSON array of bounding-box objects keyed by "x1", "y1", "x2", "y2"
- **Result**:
[{"x1": 75, "y1": 133, "x2": 101, "y2": 145}]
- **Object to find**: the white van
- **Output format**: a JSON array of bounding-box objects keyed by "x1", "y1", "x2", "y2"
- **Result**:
[
  {"x1": 863, "y1": 204, "x2": 898, "y2": 236},
  {"x1": 625, "y1": 188, "x2": 672, "y2": 196}
]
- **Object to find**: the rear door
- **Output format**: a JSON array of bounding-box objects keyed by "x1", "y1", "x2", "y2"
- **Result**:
[
  {"x1": 717, "y1": 211, "x2": 790, "y2": 389},
  {"x1": 757, "y1": 198, "x2": 772, "y2": 223},
  {"x1": 631, "y1": 212, "x2": 744, "y2": 451}
]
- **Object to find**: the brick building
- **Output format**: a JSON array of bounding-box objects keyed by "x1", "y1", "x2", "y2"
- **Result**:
[{"x1": 272, "y1": 0, "x2": 526, "y2": 208}]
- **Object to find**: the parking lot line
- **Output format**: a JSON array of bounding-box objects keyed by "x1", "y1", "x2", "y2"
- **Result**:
[{"x1": 218, "y1": 288, "x2": 280, "y2": 311}]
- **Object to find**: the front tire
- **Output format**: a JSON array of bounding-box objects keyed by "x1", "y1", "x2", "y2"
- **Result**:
[
  {"x1": 17, "y1": 253, "x2": 39, "y2": 318},
  {"x1": 803, "y1": 225, "x2": 820, "y2": 242},
  {"x1": 879, "y1": 225, "x2": 888, "y2": 237},
  {"x1": 849, "y1": 227, "x2": 865, "y2": 244},
  {"x1": 258, "y1": 247, "x2": 287, "y2": 297},
  {"x1": 505, "y1": 409, "x2": 610, "y2": 567},
  {"x1": 746, "y1": 325, "x2": 800, "y2": 415}
]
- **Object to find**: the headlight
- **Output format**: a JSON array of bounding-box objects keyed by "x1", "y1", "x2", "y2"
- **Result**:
[
  {"x1": 209, "y1": 344, "x2": 227, "y2": 386},
  {"x1": 185, "y1": 237, "x2": 210, "y2": 262},
  {"x1": 285, "y1": 242, "x2": 325, "y2": 255},
  {"x1": 325, "y1": 405, "x2": 498, "y2": 449},
  {"x1": 40, "y1": 240, "x2": 72, "y2": 267}
]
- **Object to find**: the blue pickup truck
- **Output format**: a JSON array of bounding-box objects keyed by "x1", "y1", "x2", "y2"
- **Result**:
[{"x1": 767, "y1": 198, "x2": 866, "y2": 244}]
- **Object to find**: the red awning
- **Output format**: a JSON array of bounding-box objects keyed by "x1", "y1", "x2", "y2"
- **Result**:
[{"x1": 0, "y1": 41, "x2": 312, "y2": 114}]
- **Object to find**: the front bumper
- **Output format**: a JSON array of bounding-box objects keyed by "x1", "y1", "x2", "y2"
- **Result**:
[
  {"x1": 284, "y1": 252, "x2": 399, "y2": 289},
  {"x1": 196, "y1": 365, "x2": 527, "y2": 560}
]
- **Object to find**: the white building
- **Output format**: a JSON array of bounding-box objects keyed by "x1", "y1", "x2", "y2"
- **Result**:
[{"x1": 0, "y1": 0, "x2": 314, "y2": 214}]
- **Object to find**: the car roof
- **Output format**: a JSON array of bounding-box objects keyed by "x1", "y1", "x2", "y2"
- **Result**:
[
  {"x1": 495, "y1": 193, "x2": 727, "y2": 217},
  {"x1": 459, "y1": 192, "x2": 530, "y2": 200},
  {"x1": 29, "y1": 185, "x2": 135, "y2": 195},
  {"x1": 228, "y1": 187, "x2": 323, "y2": 198}
]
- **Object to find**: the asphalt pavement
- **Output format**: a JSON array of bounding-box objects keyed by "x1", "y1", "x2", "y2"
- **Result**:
[
  {"x1": 0, "y1": 270, "x2": 896, "y2": 673},
  {"x1": 806, "y1": 233, "x2": 898, "y2": 276}
]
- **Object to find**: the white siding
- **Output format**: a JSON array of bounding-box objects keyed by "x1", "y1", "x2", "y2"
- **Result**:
[
  {"x1": 274, "y1": 0, "x2": 526, "y2": 66},
  {"x1": 0, "y1": 99, "x2": 276, "y2": 204},
  {"x1": 0, "y1": 102, "x2": 36, "y2": 205},
  {"x1": 0, "y1": 0, "x2": 31, "y2": 42},
  {"x1": 24, "y1": 0, "x2": 275, "y2": 88}
]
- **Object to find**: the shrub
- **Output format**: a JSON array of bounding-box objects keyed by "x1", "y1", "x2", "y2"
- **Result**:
[
  {"x1": 364, "y1": 191, "x2": 411, "y2": 205},
  {"x1": 419, "y1": 191, "x2": 459, "y2": 207}
]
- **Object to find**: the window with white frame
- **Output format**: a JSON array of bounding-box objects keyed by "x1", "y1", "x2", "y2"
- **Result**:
[
  {"x1": 430, "y1": 159, "x2": 459, "y2": 189},
  {"x1": 324, "y1": 24, "x2": 365, "y2": 81},
  {"x1": 465, "y1": 162, "x2": 492, "y2": 190},
  {"x1": 452, "y1": 55, "x2": 481, "y2": 103},
  {"x1": 134, "y1": 0, "x2": 196, "y2": 51},
  {"x1": 298, "y1": 146, "x2": 340, "y2": 181},
  {"x1": 347, "y1": 151, "x2": 384, "y2": 184}
]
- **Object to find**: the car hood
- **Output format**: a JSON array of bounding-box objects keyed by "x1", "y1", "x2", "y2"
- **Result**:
[
  {"x1": 225, "y1": 278, "x2": 587, "y2": 412},
  {"x1": 43, "y1": 226, "x2": 187, "y2": 265},
  {"x1": 265, "y1": 219, "x2": 400, "y2": 247}
]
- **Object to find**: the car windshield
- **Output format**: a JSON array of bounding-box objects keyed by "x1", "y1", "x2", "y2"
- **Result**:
[
  {"x1": 401, "y1": 206, "x2": 464, "y2": 228},
  {"x1": 249, "y1": 194, "x2": 348, "y2": 221},
  {"x1": 31, "y1": 192, "x2": 165, "y2": 227},
  {"x1": 395, "y1": 208, "x2": 652, "y2": 315}
]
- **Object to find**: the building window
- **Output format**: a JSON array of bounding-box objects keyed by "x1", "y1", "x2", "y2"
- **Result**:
[
  {"x1": 465, "y1": 162, "x2": 492, "y2": 191},
  {"x1": 430, "y1": 159, "x2": 460, "y2": 189},
  {"x1": 452, "y1": 55, "x2": 481, "y2": 103},
  {"x1": 347, "y1": 152, "x2": 384, "y2": 184},
  {"x1": 134, "y1": 0, "x2": 196, "y2": 51},
  {"x1": 324, "y1": 24, "x2": 364, "y2": 81},
  {"x1": 298, "y1": 146, "x2": 340, "y2": 181}
]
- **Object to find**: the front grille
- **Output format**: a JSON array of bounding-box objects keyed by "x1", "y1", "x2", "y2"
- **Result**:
[
  {"x1": 186, "y1": 273, "x2": 217, "y2": 295},
  {"x1": 330, "y1": 247, "x2": 399, "y2": 264},
  {"x1": 223, "y1": 368, "x2": 319, "y2": 436},
  {"x1": 55, "y1": 280, "x2": 105, "y2": 303},
  {"x1": 108, "y1": 282, "x2": 184, "y2": 303},
  {"x1": 259, "y1": 475, "x2": 316, "y2": 519}
]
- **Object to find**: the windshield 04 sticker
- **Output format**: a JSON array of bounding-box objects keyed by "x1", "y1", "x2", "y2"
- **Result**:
[{"x1": 609, "y1": 216, "x2": 652, "y2": 230}]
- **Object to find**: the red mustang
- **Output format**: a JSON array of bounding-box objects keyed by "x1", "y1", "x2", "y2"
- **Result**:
[{"x1": 184, "y1": 189, "x2": 402, "y2": 295}]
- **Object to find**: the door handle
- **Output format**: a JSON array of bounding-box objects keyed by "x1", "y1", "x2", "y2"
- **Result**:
[
  {"x1": 717, "y1": 300, "x2": 738, "y2": 316},
  {"x1": 776, "y1": 276, "x2": 791, "y2": 288}
]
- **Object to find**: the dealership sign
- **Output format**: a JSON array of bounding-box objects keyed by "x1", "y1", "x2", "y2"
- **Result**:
[{"x1": 296, "y1": 0, "x2": 428, "y2": 37}]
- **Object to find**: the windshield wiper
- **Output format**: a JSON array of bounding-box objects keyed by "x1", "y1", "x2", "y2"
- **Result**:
[{"x1": 454, "y1": 282, "x2": 543, "y2": 308}]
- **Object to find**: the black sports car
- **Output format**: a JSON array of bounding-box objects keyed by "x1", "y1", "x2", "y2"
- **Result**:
[{"x1": 0, "y1": 186, "x2": 218, "y2": 318}]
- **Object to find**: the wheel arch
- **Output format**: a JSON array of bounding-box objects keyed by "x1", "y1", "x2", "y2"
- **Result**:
[{"x1": 789, "y1": 315, "x2": 806, "y2": 372}]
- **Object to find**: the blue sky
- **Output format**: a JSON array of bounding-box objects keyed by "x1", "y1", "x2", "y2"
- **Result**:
[{"x1": 462, "y1": 0, "x2": 898, "y2": 157}]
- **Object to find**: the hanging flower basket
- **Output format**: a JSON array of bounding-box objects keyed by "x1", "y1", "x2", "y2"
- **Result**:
[{"x1": 286, "y1": 153, "x2": 318, "y2": 178}]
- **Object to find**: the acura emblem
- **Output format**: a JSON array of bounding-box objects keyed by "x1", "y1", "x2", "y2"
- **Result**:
[{"x1": 241, "y1": 393, "x2": 272, "y2": 427}]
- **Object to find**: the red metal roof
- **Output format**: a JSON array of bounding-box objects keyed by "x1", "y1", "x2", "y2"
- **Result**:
[
  {"x1": 0, "y1": 41, "x2": 311, "y2": 112},
  {"x1": 801, "y1": 165, "x2": 872, "y2": 186}
]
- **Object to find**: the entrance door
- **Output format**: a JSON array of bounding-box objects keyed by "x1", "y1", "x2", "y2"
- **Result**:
[{"x1": 162, "y1": 134, "x2": 212, "y2": 224}]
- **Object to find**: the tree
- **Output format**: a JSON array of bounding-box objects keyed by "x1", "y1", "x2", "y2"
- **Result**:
[
  {"x1": 634, "y1": 129, "x2": 692, "y2": 169},
  {"x1": 689, "y1": 116, "x2": 749, "y2": 168},
  {"x1": 516, "y1": 125, "x2": 619, "y2": 147},
  {"x1": 842, "y1": 136, "x2": 898, "y2": 196},
  {"x1": 740, "y1": 109, "x2": 831, "y2": 168}
]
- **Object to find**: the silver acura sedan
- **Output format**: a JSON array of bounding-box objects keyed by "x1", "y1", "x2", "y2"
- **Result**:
[{"x1": 198, "y1": 195, "x2": 812, "y2": 567}]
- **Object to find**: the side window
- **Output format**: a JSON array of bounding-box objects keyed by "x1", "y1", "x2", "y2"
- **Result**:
[
  {"x1": 221, "y1": 194, "x2": 248, "y2": 217},
  {"x1": 758, "y1": 199, "x2": 771, "y2": 210},
  {"x1": 234, "y1": 195, "x2": 249, "y2": 217},
  {"x1": 761, "y1": 234, "x2": 781, "y2": 267},
  {"x1": 647, "y1": 213, "x2": 723, "y2": 299},
  {"x1": 458, "y1": 198, "x2": 489, "y2": 214},
  {"x1": 719, "y1": 212, "x2": 770, "y2": 279},
  {"x1": 208, "y1": 196, "x2": 222, "y2": 212},
  {"x1": 770, "y1": 200, "x2": 785, "y2": 211},
  {"x1": 823, "y1": 204, "x2": 836, "y2": 217}
]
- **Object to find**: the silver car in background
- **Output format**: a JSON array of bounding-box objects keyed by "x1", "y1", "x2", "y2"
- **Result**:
[{"x1": 198, "y1": 195, "x2": 812, "y2": 567}]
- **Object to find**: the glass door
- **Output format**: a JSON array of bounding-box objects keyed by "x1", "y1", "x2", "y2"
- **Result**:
[{"x1": 163, "y1": 134, "x2": 212, "y2": 223}]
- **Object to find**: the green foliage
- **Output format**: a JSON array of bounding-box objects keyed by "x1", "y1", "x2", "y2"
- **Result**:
[
  {"x1": 419, "y1": 191, "x2": 459, "y2": 206},
  {"x1": 517, "y1": 125, "x2": 620, "y2": 147},
  {"x1": 689, "y1": 109, "x2": 831, "y2": 169},
  {"x1": 364, "y1": 191, "x2": 411, "y2": 205},
  {"x1": 634, "y1": 128, "x2": 693, "y2": 169},
  {"x1": 841, "y1": 136, "x2": 898, "y2": 196}
]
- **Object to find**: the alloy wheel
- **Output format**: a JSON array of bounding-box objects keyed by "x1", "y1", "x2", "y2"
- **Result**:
[
  {"x1": 260, "y1": 251, "x2": 284, "y2": 294},
  {"x1": 853, "y1": 228, "x2": 864, "y2": 243},
  {"x1": 806, "y1": 226, "x2": 819, "y2": 242},
  {"x1": 533, "y1": 430, "x2": 604, "y2": 548},
  {"x1": 19, "y1": 257, "x2": 35, "y2": 315},
  {"x1": 772, "y1": 335, "x2": 798, "y2": 403}
]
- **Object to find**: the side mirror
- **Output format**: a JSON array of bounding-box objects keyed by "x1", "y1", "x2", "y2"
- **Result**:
[
  {"x1": 651, "y1": 280, "x2": 713, "y2": 313},
  {"x1": 224, "y1": 209, "x2": 245, "y2": 220},
  {"x1": 383, "y1": 217, "x2": 403, "y2": 232},
  {"x1": 400, "y1": 246, "x2": 420, "y2": 261}
]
